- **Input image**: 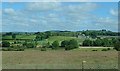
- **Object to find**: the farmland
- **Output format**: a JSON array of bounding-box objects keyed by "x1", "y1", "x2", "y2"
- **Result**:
[
  {"x1": 1, "y1": 30, "x2": 120, "y2": 69},
  {"x1": 2, "y1": 50, "x2": 118, "y2": 69}
]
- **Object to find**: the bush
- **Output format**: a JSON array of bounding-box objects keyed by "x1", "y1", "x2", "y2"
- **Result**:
[
  {"x1": 61, "y1": 40, "x2": 69, "y2": 47},
  {"x1": 41, "y1": 47, "x2": 46, "y2": 51},
  {"x1": 114, "y1": 42, "x2": 120, "y2": 51},
  {"x1": 2, "y1": 46, "x2": 25, "y2": 51},
  {"x1": 82, "y1": 39, "x2": 93, "y2": 46},
  {"x1": 2, "y1": 41, "x2": 10, "y2": 47},
  {"x1": 107, "y1": 48, "x2": 111, "y2": 50},
  {"x1": 52, "y1": 41, "x2": 59, "y2": 49},
  {"x1": 23, "y1": 41, "x2": 36, "y2": 48},
  {"x1": 92, "y1": 50, "x2": 97, "y2": 51},
  {"x1": 64, "y1": 39, "x2": 78, "y2": 50},
  {"x1": 102, "y1": 49, "x2": 108, "y2": 51}
]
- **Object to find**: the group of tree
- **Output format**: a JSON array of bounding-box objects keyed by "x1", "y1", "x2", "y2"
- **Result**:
[
  {"x1": 23, "y1": 41, "x2": 37, "y2": 48},
  {"x1": 81, "y1": 30, "x2": 120, "y2": 38},
  {"x1": 61, "y1": 39, "x2": 79, "y2": 50},
  {"x1": 40, "y1": 39, "x2": 79, "y2": 51},
  {"x1": 82, "y1": 38, "x2": 118, "y2": 47},
  {"x1": 35, "y1": 31, "x2": 51, "y2": 41},
  {"x1": 2, "y1": 41, "x2": 10, "y2": 47}
]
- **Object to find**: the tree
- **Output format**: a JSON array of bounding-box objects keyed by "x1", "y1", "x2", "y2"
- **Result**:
[
  {"x1": 12, "y1": 34, "x2": 16, "y2": 39},
  {"x1": 114, "y1": 41, "x2": 120, "y2": 51},
  {"x1": 69, "y1": 39, "x2": 78, "y2": 48},
  {"x1": 65, "y1": 39, "x2": 78, "y2": 50},
  {"x1": 2, "y1": 41, "x2": 10, "y2": 47},
  {"x1": 45, "y1": 31, "x2": 51, "y2": 38},
  {"x1": 52, "y1": 41, "x2": 59, "y2": 49},
  {"x1": 93, "y1": 39, "x2": 102, "y2": 46},
  {"x1": 82, "y1": 39, "x2": 93, "y2": 46},
  {"x1": 23, "y1": 41, "x2": 36, "y2": 48},
  {"x1": 61, "y1": 40, "x2": 69, "y2": 47},
  {"x1": 102, "y1": 38, "x2": 112, "y2": 47}
]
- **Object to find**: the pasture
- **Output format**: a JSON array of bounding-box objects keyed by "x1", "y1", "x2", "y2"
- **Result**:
[{"x1": 2, "y1": 50, "x2": 118, "y2": 69}]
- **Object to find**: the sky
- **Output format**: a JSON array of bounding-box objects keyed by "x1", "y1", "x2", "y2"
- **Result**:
[{"x1": 1, "y1": 2, "x2": 119, "y2": 32}]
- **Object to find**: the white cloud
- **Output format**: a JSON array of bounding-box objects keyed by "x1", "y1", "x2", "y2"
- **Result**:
[
  {"x1": 66, "y1": 3, "x2": 98, "y2": 13},
  {"x1": 110, "y1": 9, "x2": 118, "y2": 16},
  {"x1": 27, "y1": 2, "x2": 61, "y2": 11},
  {"x1": 2, "y1": 2, "x2": 118, "y2": 32},
  {"x1": 4, "y1": 8, "x2": 16, "y2": 15}
]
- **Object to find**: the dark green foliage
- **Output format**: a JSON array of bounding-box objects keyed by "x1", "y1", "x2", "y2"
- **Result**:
[
  {"x1": 41, "y1": 48, "x2": 46, "y2": 51},
  {"x1": 46, "y1": 42, "x2": 50, "y2": 48},
  {"x1": 92, "y1": 50, "x2": 97, "y2": 51},
  {"x1": 102, "y1": 49, "x2": 108, "y2": 51},
  {"x1": 102, "y1": 38, "x2": 113, "y2": 47},
  {"x1": 35, "y1": 32, "x2": 51, "y2": 41},
  {"x1": 52, "y1": 41, "x2": 59, "y2": 49},
  {"x1": 69, "y1": 39, "x2": 78, "y2": 48},
  {"x1": 41, "y1": 46, "x2": 47, "y2": 51},
  {"x1": 64, "y1": 39, "x2": 78, "y2": 50},
  {"x1": 82, "y1": 38, "x2": 114, "y2": 47},
  {"x1": 82, "y1": 39, "x2": 93, "y2": 46},
  {"x1": 81, "y1": 30, "x2": 119, "y2": 37},
  {"x1": 23, "y1": 41, "x2": 36, "y2": 48},
  {"x1": 2, "y1": 41, "x2": 10, "y2": 47},
  {"x1": 107, "y1": 48, "x2": 111, "y2": 50},
  {"x1": 93, "y1": 39, "x2": 102, "y2": 46},
  {"x1": 2, "y1": 46, "x2": 25, "y2": 51},
  {"x1": 45, "y1": 31, "x2": 51, "y2": 38},
  {"x1": 114, "y1": 41, "x2": 120, "y2": 51},
  {"x1": 61, "y1": 40, "x2": 69, "y2": 47},
  {"x1": 12, "y1": 34, "x2": 16, "y2": 39}
]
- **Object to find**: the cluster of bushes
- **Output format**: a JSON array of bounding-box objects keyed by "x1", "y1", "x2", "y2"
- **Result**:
[
  {"x1": 82, "y1": 38, "x2": 116, "y2": 47},
  {"x1": 40, "y1": 39, "x2": 79, "y2": 51},
  {"x1": 35, "y1": 31, "x2": 51, "y2": 41},
  {"x1": 2, "y1": 45, "x2": 25, "y2": 51},
  {"x1": 22, "y1": 41, "x2": 37, "y2": 48},
  {"x1": 101, "y1": 48, "x2": 111, "y2": 51},
  {"x1": 61, "y1": 39, "x2": 78, "y2": 50},
  {"x1": 114, "y1": 41, "x2": 120, "y2": 51},
  {"x1": 2, "y1": 41, "x2": 37, "y2": 51},
  {"x1": 2, "y1": 41, "x2": 10, "y2": 47}
]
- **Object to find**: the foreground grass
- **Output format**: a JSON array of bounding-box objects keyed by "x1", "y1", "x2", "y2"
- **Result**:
[{"x1": 2, "y1": 50, "x2": 118, "y2": 69}]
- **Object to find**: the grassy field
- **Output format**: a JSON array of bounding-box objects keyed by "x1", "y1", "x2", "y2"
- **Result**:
[
  {"x1": 2, "y1": 35, "x2": 85, "y2": 45},
  {"x1": 37, "y1": 36, "x2": 85, "y2": 45},
  {"x1": 2, "y1": 35, "x2": 35, "y2": 39},
  {"x1": 2, "y1": 50, "x2": 118, "y2": 69}
]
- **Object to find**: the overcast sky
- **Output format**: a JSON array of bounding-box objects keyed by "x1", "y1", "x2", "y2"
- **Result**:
[{"x1": 2, "y1": 2, "x2": 118, "y2": 32}]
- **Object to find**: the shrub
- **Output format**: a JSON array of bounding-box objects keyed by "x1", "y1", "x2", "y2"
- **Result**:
[
  {"x1": 92, "y1": 50, "x2": 97, "y2": 51},
  {"x1": 41, "y1": 47, "x2": 46, "y2": 51},
  {"x1": 107, "y1": 48, "x2": 111, "y2": 50},
  {"x1": 102, "y1": 49, "x2": 108, "y2": 51},
  {"x1": 61, "y1": 40, "x2": 69, "y2": 47},
  {"x1": 23, "y1": 41, "x2": 36, "y2": 48},
  {"x1": 64, "y1": 39, "x2": 78, "y2": 50},
  {"x1": 82, "y1": 39, "x2": 93, "y2": 46},
  {"x1": 114, "y1": 41, "x2": 120, "y2": 51},
  {"x1": 52, "y1": 41, "x2": 59, "y2": 49},
  {"x1": 2, "y1": 41, "x2": 10, "y2": 47},
  {"x1": 2, "y1": 47, "x2": 25, "y2": 51}
]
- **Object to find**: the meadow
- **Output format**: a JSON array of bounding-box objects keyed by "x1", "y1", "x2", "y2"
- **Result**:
[
  {"x1": 1, "y1": 31, "x2": 119, "y2": 70},
  {"x1": 2, "y1": 50, "x2": 118, "y2": 69}
]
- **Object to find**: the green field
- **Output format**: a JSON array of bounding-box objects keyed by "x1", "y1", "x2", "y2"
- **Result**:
[
  {"x1": 3, "y1": 35, "x2": 85, "y2": 46},
  {"x1": 37, "y1": 36, "x2": 85, "y2": 45},
  {"x1": 2, "y1": 33, "x2": 119, "y2": 69},
  {"x1": 2, "y1": 50, "x2": 118, "y2": 69}
]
